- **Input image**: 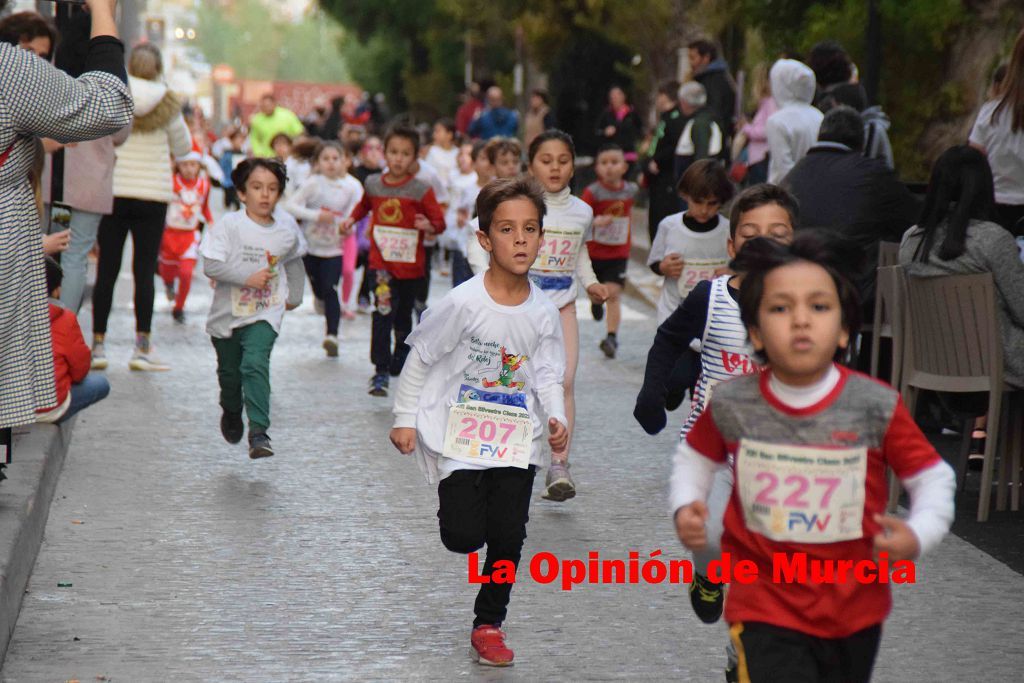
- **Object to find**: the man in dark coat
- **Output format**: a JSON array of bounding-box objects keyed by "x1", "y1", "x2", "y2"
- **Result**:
[
  {"x1": 688, "y1": 39, "x2": 737, "y2": 143},
  {"x1": 643, "y1": 81, "x2": 687, "y2": 243},
  {"x1": 781, "y1": 106, "x2": 919, "y2": 317}
]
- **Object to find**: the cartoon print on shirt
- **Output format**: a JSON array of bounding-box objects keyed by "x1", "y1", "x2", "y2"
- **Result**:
[{"x1": 482, "y1": 346, "x2": 528, "y2": 390}]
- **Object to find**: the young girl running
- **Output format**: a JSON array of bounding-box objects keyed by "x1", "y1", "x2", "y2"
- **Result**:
[
  {"x1": 390, "y1": 176, "x2": 568, "y2": 667},
  {"x1": 285, "y1": 141, "x2": 364, "y2": 357},
  {"x1": 159, "y1": 150, "x2": 212, "y2": 324},
  {"x1": 672, "y1": 233, "x2": 955, "y2": 682},
  {"x1": 201, "y1": 158, "x2": 305, "y2": 458},
  {"x1": 527, "y1": 130, "x2": 608, "y2": 501}
]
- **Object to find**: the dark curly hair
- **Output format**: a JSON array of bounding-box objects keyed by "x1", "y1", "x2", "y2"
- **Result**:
[{"x1": 231, "y1": 158, "x2": 288, "y2": 195}]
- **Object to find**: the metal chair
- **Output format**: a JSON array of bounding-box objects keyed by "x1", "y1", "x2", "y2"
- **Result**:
[
  {"x1": 877, "y1": 241, "x2": 900, "y2": 268},
  {"x1": 870, "y1": 265, "x2": 903, "y2": 385},
  {"x1": 899, "y1": 271, "x2": 1018, "y2": 521}
]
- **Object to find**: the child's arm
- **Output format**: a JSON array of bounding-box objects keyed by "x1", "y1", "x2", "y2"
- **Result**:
[
  {"x1": 344, "y1": 190, "x2": 372, "y2": 231},
  {"x1": 634, "y1": 281, "x2": 711, "y2": 434},
  {"x1": 283, "y1": 179, "x2": 322, "y2": 223},
  {"x1": 647, "y1": 223, "x2": 667, "y2": 275},
  {"x1": 419, "y1": 188, "x2": 446, "y2": 234},
  {"x1": 283, "y1": 257, "x2": 305, "y2": 310},
  {"x1": 534, "y1": 318, "x2": 569, "y2": 455},
  {"x1": 876, "y1": 398, "x2": 956, "y2": 559},
  {"x1": 390, "y1": 348, "x2": 429, "y2": 454},
  {"x1": 670, "y1": 410, "x2": 728, "y2": 550},
  {"x1": 573, "y1": 217, "x2": 607, "y2": 303}
]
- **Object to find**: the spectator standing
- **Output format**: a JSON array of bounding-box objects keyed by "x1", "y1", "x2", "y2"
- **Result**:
[
  {"x1": 0, "y1": 0, "x2": 132, "y2": 430},
  {"x1": 673, "y1": 82, "x2": 724, "y2": 181},
  {"x1": 0, "y1": 10, "x2": 56, "y2": 59},
  {"x1": 970, "y1": 27, "x2": 1024, "y2": 236},
  {"x1": 737, "y1": 64, "x2": 777, "y2": 186},
  {"x1": 524, "y1": 88, "x2": 556, "y2": 149},
  {"x1": 687, "y1": 39, "x2": 737, "y2": 145},
  {"x1": 596, "y1": 86, "x2": 644, "y2": 174},
  {"x1": 469, "y1": 87, "x2": 519, "y2": 140},
  {"x1": 90, "y1": 43, "x2": 192, "y2": 372},
  {"x1": 455, "y1": 82, "x2": 484, "y2": 136},
  {"x1": 644, "y1": 80, "x2": 687, "y2": 243},
  {"x1": 248, "y1": 93, "x2": 304, "y2": 159},
  {"x1": 765, "y1": 58, "x2": 823, "y2": 183}
]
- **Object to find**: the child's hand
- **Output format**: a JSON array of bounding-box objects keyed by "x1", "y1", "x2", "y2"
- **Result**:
[
  {"x1": 675, "y1": 501, "x2": 709, "y2": 550},
  {"x1": 341, "y1": 217, "x2": 355, "y2": 232},
  {"x1": 317, "y1": 208, "x2": 335, "y2": 225},
  {"x1": 547, "y1": 418, "x2": 568, "y2": 455},
  {"x1": 872, "y1": 514, "x2": 920, "y2": 561},
  {"x1": 586, "y1": 283, "x2": 609, "y2": 304},
  {"x1": 414, "y1": 213, "x2": 432, "y2": 232},
  {"x1": 244, "y1": 268, "x2": 272, "y2": 289},
  {"x1": 661, "y1": 253, "x2": 685, "y2": 279},
  {"x1": 593, "y1": 215, "x2": 614, "y2": 228},
  {"x1": 285, "y1": 302, "x2": 300, "y2": 311},
  {"x1": 390, "y1": 427, "x2": 417, "y2": 455}
]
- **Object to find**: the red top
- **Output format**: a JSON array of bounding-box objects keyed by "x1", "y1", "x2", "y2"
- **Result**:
[
  {"x1": 349, "y1": 173, "x2": 446, "y2": 280},
  {"x1": 685, "y1": 366, "x2": 943, "y2": 638},
  {"x1": 40, "y1": 303, "x2": 91, "y2": 410},
  {"x1": 167, "y1": 174, "x2": 213, "y2": 230},
  {"x1": 582, "y1": 180, "x2": 638, "y2": 261}
]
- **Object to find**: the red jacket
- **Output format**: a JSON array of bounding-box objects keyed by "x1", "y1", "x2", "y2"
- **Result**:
[{"x1": 41, "y1": 302, "x2": 91, "y2": 411}]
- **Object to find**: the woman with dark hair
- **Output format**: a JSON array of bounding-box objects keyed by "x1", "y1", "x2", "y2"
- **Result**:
[
  {"x1": 596, "y1": 86, "x2": 643, "y2": 175},
  {"x1": 970, "y1": 27, "x2": 1024, "y2": 236},
  {"x1": 899, "y1": 145, "x2": 1024, "y2": 387},
  {"x1": 0, "y1": 10, "x2": 57, "y2": 59}
]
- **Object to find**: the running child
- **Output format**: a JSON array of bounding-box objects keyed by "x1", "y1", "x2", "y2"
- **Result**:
[
  {"x1": 526, "y1": 129, "x2": 608, "y2": 501},
  {"x1": 343, "y1": 123, "x2": 445, "y2": 397},
  {"x1": 672, "y1": 233, "x2": 955, "y2": 683},
  {"x1": 581, "y1": 143, "x2": 639, "y2": 359},
  {"x1": 467, "y1": 137, "x2": 524, "y2": 274},
  {"x1": 635, "y1": 185, "x2": 798, "y2": 670},
  {"x1": 446, "y1": 140, "x2": 489, "y2": 287},
  {"x1": 390, "y1": 176, "x2": 568, "y2": 667},
  {"x1": 284, "y1": 141, "x2": 364, "y2": 357},
  {"x1": 201, "y1": 158, "x2": 306, "y2": 459},
  {"x1": 159, "y1": 149, "x2": 212, "y2": 324},
  {"x1": 648, "y1": 159, "x2": 734, "y2": 325}
]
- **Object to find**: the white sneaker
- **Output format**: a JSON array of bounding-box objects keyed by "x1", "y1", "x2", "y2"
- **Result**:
[
  {"x1": 129, "y1": 345, "x2": 170, "y2": 371},
  {"x1": 91, "y1": 341, "x2": 108, "y2": 370},
  {"x1": 323, "y1": 335, "x2": 339, "y2": 357}
]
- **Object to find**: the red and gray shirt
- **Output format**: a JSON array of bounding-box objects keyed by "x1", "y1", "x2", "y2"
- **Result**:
[{"x1": 582, "y1": 180, "x2": 638, "y2": 261}]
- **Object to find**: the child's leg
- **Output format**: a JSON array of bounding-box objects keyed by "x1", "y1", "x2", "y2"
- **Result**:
[
  {"x1": 236, "y1": 322, "x2": 278, "y2": 431},
  {"x1": 389, "y1": 278, "x2": 418, "y2": 375},
  {"x1": 692, "y1": 465, "x2": 733, "y2": 575},
  {"x1": 730, "y1": 622, "x2": 880, "y2": 683},
  {"x1": 212, "y1": 333, "x2": 244, "y2": 416},
  {"x1": 557, "y1": 303, "x2": 579, "y2": 463},
  {"x1": 303, "y1": 255, "x2": 325, "y2": 301},
  {"x1": 58, "y1": 373, "x2": 111, "y2": 423},
  {"x1": 605, "y1": 282, "x2": 623, "y2": 335},
  {"x1": 370, "y1": 270, "x2": 395, "y2": 374},
  {"x1": 158, "y1": 257, "x2": 178, "y2": 288},
  {"x1": 174, "y1": 258, "x2": 196, "y2": 312},
  {"x1": 322, "y1": 256, "x2": 343, "y2": 336},
  {"x1": 341, "y1": 233, "x2": 358, "y2": 307}
]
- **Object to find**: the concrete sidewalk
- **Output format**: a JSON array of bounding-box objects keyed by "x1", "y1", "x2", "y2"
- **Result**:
[{"x1": 0, "y1": 421, "x2": 75, "y2": 663}]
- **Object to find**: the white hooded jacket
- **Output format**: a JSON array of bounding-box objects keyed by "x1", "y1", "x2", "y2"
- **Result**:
[
  {"x1": 766, "y1": 59, "x2": 823, "y2": 184},
  {"x1": 112, "y1": 76, "x2": 192, "y2": 203}
]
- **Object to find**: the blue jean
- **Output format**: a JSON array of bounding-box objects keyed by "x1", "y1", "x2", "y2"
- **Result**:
[
  {"x1": 58, "y1": 373, "x2": 111, "y2": 423},
  {"x1": 59, "y1": 210, "x2": 104, "y2": 314}
]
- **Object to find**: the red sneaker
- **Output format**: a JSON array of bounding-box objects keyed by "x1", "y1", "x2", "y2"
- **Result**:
[{"x1": 470, "y1": 624, "x2": 514, "y2": 666}]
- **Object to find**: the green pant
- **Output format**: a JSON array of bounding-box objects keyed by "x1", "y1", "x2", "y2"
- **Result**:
[{"x1": 211, "y1": 321, "x2": 277, "y2": 431}]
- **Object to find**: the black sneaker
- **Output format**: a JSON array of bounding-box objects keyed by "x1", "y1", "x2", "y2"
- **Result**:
[
  {"x1": 591, "y1": 302, "x2": 604, "y2": 321},
  {"x1": 599, "y1": 335, "x2": 618, "y2": 359},
  {"x1": 689, "y1": 572, "x2": 724, "y2": 624},
  {"x1": 248, "y1": 430, "x2": 274, "y2": 459},
  {"x1": 220, "y1": 409, "x2": 244, "y2": 444},
  {"x1": 172, "y1": 309, "x2": 186, "y2": 324},
  {"x1": 368, "y1": 373, "x2": 389, "y2": 397}
]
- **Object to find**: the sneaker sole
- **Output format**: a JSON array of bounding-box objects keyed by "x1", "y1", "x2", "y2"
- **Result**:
[
  {"x1": 599, "y1": 342, "x2": 616, "y2": 359},
  {"x1": 91, "y1": 359, "x2": 108, "y2": 371},
  {"x1": 249, "y1": 446, "x2": 274, "y2": 459},
  {"x1": 542, "y1": 479, "x2": 576, "y2": 502},
  {"x1": 368, "y1": 388, "x2": 388, "y2": 397},
  {"x1": 128, "y1": 362, "x2": 171, "y2": 371},
  {"x1": 470, "y1": 648, "x2": 513, "y2": 667},
  {"x1": 323, "y1": 339, "x2": 339, "y2": 357}
]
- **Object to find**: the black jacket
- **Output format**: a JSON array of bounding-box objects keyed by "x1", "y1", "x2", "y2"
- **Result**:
[
  {"x1": 694, "y1": 60, "x2": 737, "y2": 134},
  {"x1": 596, "y1": 107, "x2": 644, "y2": 154},
  {"x1": 782, "y1": 143, "x2": 920, "y2": 309}
]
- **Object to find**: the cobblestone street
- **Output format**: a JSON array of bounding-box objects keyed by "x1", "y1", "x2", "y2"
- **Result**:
[{"x1": 2, "y1": 264, "x2": 1023, "y2": 681}]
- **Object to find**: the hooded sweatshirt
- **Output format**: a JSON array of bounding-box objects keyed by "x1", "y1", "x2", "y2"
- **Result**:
[
  {"x1": 112, "y1": 76, "x2": 192, "y2": 203},
  {"x1": 766, "y1": 59, "x2": 823, "y2": 183},
  {"x1": 36, "y1": 302, "x2": 91, "y2": 421}
]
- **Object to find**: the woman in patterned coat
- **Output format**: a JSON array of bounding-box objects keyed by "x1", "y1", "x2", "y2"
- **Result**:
[{"x1": 0, "y1": 0, "x2": 132, "y2": 429}]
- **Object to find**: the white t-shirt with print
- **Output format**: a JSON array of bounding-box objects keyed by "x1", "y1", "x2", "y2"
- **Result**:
[
  {"x1": 285, "y1": 174, "x2": 364, "y2": 258},
  {"x1": 404, "y1": 273, "x2": 566, "y2": 479},
  {"x1": 648, "y1": 212, "x2": 731, "y2": 324},
  {"x1": 970, "y1": 100, "x2": 1024, "y2": 205},
  {"x1": 200, "y1": 210, "x2": 304, "y2": 338}
]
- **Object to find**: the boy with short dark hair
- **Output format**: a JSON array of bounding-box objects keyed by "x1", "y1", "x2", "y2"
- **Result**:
[
  {"x1": 390, "y1": 176, "x2": 568, "y2": 667},
  {"x1": 344, "y1": 124, "x2": 446, "y2": 397},
  {"x1": 582, "y1": 143, "x2": 639, "y2": 358}
]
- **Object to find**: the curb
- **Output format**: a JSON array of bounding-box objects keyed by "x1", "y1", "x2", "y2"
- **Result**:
[{"x1": 0, "y1": 420, "x2": 74, "y2": 664}]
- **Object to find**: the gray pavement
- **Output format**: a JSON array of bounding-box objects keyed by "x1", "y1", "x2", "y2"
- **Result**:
[{"x1": 2, "y1": 253, "x2": 1023, "y2": 680}]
